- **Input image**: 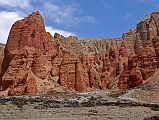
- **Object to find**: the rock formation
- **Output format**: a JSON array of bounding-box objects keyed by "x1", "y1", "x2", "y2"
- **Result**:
[
  {"x1": 120, "y1": 70, "x2": 159, "y2": 104},
  {"x1": 1, "y1": 10, "x2": 159, "y2": 96},
  {"x1": 0, "y1": 43, "x2": 5, "y2": 73}
]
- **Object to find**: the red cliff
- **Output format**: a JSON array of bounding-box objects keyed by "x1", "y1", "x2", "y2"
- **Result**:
[{"x1": 1, "y1": 10, "x2": 159, "y2": 96}]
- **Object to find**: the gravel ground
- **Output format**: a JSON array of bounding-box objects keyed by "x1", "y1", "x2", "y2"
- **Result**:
[
  {"x1": 0, "y1": 103, "x2": 159, "y2": 120},
  {"x1": 0, "y1": 91, "x2": 159, "y2": 120}
]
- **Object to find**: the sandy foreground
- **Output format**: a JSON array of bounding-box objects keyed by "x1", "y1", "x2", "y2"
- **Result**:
[{"x1": 0, "y1": 91, "x2": 159, "y2": 120}]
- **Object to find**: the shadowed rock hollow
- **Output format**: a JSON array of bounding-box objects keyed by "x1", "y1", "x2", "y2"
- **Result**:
[{"x1": 1, "y1": 10, "x2": 159, "y2": 96}]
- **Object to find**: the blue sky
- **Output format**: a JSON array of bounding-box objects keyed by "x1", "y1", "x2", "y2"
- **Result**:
[{"x1": 0, "y1": 0, "x2": 159, "y2": 43}]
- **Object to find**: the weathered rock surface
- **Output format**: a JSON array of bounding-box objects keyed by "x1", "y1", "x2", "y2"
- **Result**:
[
  {"x1": 119, "y1": 70, "x2": 159, "y2": 104},
  {"x1": 1, "y1": 10, "x2": 159, "y2": 96},
  {"x1": 0, "y1": 43, "x2": 5, "y2": 73}
]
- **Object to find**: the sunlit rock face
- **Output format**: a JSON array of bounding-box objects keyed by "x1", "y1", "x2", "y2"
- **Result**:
[
  {"x1": 1, "y1": 10, "x2": 159, "y2": 96},
  {"x1": 0, "y1": 43, "x2": 5, "y2": 74}
]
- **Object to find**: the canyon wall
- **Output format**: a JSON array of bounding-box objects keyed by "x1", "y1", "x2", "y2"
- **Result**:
[
  {"x1": 1, "y1": 10, "x2": 159, "y2": 96},
  {"x1": 0, "y1": 43, "x2": 4, "y2": 74}
]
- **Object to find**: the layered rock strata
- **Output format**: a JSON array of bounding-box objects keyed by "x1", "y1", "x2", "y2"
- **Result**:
[
  {"x1": 1, "y1": 10, "x2": 159, "y2": 96},
  {"x1": 0, "y1": 43, "x2": 5, "y2": 73}
]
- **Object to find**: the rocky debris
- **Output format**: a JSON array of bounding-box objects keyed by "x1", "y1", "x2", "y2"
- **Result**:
[
  {"x1": 0, "y1": 94, "x2": 159, "y2": 109},
  {"x1": 144, "y1": 116, "x2": 159, "y2": 120},
  {"x1": 1, "y1": 10, "x2": 159, "y2": 96},
  {"x1": 119, "y1": 70, "x2": 159, "y2": 104},
  {"x1": 0, "y1": 95, "x2": 158, "y2": 120}
]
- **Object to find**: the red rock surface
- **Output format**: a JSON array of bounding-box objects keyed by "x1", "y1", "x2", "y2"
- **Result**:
[
  {"x1": 0, "y1": 44, "x2": 4, "y2": 76},
  {"x1": 1, "y1": 10, "x2": 159, "y2": 96}
]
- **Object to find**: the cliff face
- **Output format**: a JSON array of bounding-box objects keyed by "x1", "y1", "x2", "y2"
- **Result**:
[
  {"x1": 0, "y1": 43, "x2": 5, "y2": 73},
  {"x1": 0, "y1": 10, "x2": 159, "y2": 96},
  {"x1": 118, "y1": 11, "x2": 159, "y2": 89}
]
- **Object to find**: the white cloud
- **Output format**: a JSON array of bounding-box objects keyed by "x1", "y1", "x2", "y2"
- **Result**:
[
  {"x1": 0, "y1": 11, "x2": 22, "y2": 43},
  {"x1": 0, "y1": 10, "x2": 77, "y2": 44},
  {"x1": 0, "y1": 1, "x2": 88, "y2": 43},
  {"x1": 44, "y1": 2, "x2": 95, "y2": 25},
  {"x1": 0, "y1": 1, "x2": 94, "y2": 43},
  {"x1": 0, "y1": 0, "x2": 30, "y2": 8},
  {"x1": 46, "y1": 26, "x2": 76, "y2": 37},
  {"x1": 44, "y1": 3, "x2": 75, "y2": 24}
]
